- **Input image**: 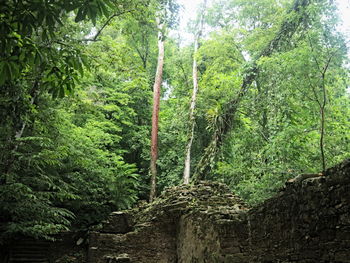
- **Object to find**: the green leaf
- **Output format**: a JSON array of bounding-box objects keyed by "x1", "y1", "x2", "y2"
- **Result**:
[
  {"x1": 88, "y1": 6, "x2": 97, "y2": 26},
  {"x1": 2, "y1": 61, "x2": 12, "y2": 82},
  {"x1": 97, "y1": 1, "x2": 110, "y2": 17},
  {"x1": 75, "y1": 7, "x2": 86, "y2": 22},
  {"x1": 0, "y1": 61, "x2": 6, "y2": 86}
]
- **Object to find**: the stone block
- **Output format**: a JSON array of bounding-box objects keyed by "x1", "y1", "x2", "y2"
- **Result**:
[{"x1": 101, "y1": 212, "x2": 133, "y2": 234}]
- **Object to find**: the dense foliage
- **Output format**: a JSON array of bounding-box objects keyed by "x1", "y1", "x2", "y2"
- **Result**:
[
  {"x1": 0, "y1": 0, "x2": 349, "y2": 243},
  {"x1": 163, "y1": 0, "x2": 350, "y2": 204}
]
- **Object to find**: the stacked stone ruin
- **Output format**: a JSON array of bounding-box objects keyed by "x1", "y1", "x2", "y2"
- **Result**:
[{"x1": 88, "y1": 159, "x2": 350, "y2": 263}]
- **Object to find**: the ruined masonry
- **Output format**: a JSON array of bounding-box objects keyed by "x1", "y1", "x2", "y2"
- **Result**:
[{"x1": 88, "y1": 159, "x2": 350, "y2": 263}]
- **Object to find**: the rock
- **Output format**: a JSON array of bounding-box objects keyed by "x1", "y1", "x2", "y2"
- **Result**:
[
  {"x1": 105, "y1": 254, "x2": 131, "y2": 263},
  {"x1": 76, "y1": 237, "x2": 84, "y2": 246},
  {"x1": 101, "y1": 212, "x2": 133, "y2": 234}
]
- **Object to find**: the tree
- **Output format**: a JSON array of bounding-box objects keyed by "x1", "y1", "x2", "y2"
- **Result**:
[
  {"x1": 149, "y1": 0, "x2": 179, "y2": 201},
  {"x1": 183, "y1": 0, "x2": 207, "y2": 184},
  {"x1": 0, "y1": 0, "x2": 155, "y2": 242},
  {"x1": 209, "y1": 0, "x2": 349, "y2": 204},
  {"x1": 306, "y1": 32, "x2": 335, "y2": 173},
  {"x1": 150, "y1": 18, "x2": 165, "y2": 202},
  {"x1": 193, "y1": 0, "x2": 325, "y2": 180}
]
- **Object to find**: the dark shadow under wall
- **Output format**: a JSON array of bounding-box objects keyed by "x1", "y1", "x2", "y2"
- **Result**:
[{"x1": 0, "y1": 232, "x2": 87, "y2": 263}]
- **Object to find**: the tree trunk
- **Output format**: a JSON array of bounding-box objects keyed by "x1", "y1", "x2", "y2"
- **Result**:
[
  {"x1": 149, "y1": 21, "x2": 164, "y2": 202},
  {"x1": 183, "y1": 0, "x2": 207, "y2": 184},
  {"x1": 320, "y1": 104, "x2": 326, "y2": 173},
  {"x1": 319, "y1": 68, "x2": 329, "y2": 174}
]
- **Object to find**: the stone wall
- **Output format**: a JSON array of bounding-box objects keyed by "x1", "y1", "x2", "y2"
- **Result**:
[
  {"x1": 247, "y1": 159, "x2": 350, "y2": 262},
  {"x1": 88, "y1": 159, "x2": 350, "y2": 263}
]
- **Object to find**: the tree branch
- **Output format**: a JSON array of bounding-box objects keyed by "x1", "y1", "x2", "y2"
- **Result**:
[{"x1": 81, "y1": 9, "x2": 135, "y2": 42}]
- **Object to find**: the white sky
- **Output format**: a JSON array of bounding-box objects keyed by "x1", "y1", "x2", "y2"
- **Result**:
[
  {"x1": 175, "y1": 0, "x2": 350, "y2": 46},
  {"x1": 175, "y1": 0, "x2": 202, "y2": 44},
  {"x1": 337, "y1": 0, "x2": 350, "y2": 37}
]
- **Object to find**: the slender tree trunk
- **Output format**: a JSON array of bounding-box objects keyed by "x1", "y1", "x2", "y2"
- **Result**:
[
  {"x1": 183, "y1": 0, "x2": 207, "y2": 184},
  {"x1": 308, "y1": 38, "x2": 331, "y2": 174},
  {"x1": 310, "y1": 80, "x2": 327, "y2": 174},
  {"x1": 320, "y1": 104, "x2": 326, "y2": 173},
  {"x1": 320, "y1": 71, "x2": 327, "y2": 174},
  {"x1": 183, "y1": 37, "x2": 199, "y2": 184},
  {"x1": 149, "y1": 21, "x2": 164, "y2": 202}
]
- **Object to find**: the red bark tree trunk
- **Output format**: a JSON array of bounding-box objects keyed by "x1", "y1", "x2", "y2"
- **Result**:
[{"x1": 149, "y1": 22, "x2": 164, "y2": 202}]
